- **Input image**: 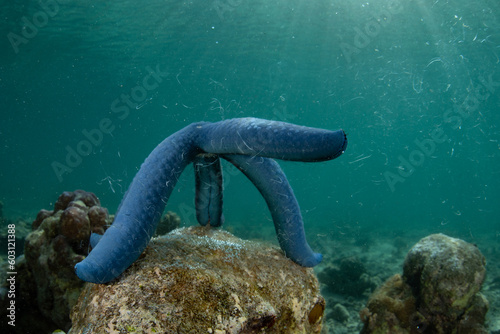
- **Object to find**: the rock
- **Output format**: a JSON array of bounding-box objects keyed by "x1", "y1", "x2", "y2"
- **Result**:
[
  {"x1": 360, "y1": 233, "x2": 489, "y2": 334},
  {"x1": 403, "y1": 233, "x2": 488, "y2": 333},
  {"x1": 23, "y1": 190, "x2": 111, "y2": 331},
  {"x1": 70, "y1": 226, "x2": 325, "y2": 333},
  {"x1": 403, "y1": 234, "x2": 486, "y2": 317}
]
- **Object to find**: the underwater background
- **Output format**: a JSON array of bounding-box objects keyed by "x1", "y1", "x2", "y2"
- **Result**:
[
  {"x1": 1, "y1": 0, "x2": 499, "y2": 244},
  {"x1": 0, "y1": 0, "x2": 499, "y2": 331}
]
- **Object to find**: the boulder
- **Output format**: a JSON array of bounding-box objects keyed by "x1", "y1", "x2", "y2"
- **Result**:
[
  {"x1": 71, "y1": 226, "x2": 325, "y2": 333},
  {"x1": 361, "y1": 233, "x2": 488, "y2": 334}
]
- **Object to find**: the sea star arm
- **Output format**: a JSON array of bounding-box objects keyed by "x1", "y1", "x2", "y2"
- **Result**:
[
  {"x1": 222, "y1": 154, "x2": 322, "y2": 266},
  {"x1": 75, "y1": 123, "x2": 202, "y2": 283},
  {"x1": 199, "y1": 117, "x2": 346, "y2": 161},
  {"x1": 193, "y1": 154, "x2": 224, "y2": 227}
]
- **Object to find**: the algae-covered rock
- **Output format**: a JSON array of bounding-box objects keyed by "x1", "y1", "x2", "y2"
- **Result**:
[
  {"x1": 403, "y1": 234, "x2": 486, "y2": 317},
  {"x1": 403, "y1": 233, "x2": 488, "y2": 333},
  {"x1": 70, "y1": 226, "x2": 325, "y2": 333},
  {"x1": 361, "y1": 233, "x2": 488, "y2": 334}
]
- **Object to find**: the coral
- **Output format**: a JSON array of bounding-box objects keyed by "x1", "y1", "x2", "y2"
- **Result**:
[
  {"x1": 70, "y1": 226, "x2": 325, "y2": 333},
  {"x1": 360, "y1": 274, "x2": 416, "y2": 334},
  {"x1": 23, "y1": 190, "x2": 111, "y2": 330},
  {"x1": 360, "y1": 233, "x2": 489, "y2": 334},
  {"x1": 318, "y1": 256, "x2": 378, "y2": 298}
]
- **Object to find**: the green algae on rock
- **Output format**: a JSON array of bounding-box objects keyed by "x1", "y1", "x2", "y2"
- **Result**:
[
  {"x1": 70, "y1": 226, "x2": 325, "y2": 333},
  {"x1": 360, "y1": 233, "x2": 488, "y2": 334}
]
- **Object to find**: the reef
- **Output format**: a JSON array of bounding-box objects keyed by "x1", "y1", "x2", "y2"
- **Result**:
[
  {"x1": 21, "y1": 190, "x2": 111, "y2": 330},
  {"x1": 360, "y1": 233, "x2": 488, "y2": 334},
  {"x1": 70, "y1": 226, "x2": 325, "y2": 333}
]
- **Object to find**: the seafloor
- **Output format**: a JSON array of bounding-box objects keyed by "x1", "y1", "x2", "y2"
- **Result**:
[{"x1": 1, "y1": 207, "x2": 498, "y2": 333}]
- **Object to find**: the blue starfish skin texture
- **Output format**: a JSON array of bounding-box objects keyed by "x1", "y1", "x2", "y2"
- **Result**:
[{"x1": 75, "y1": 118, "x2": 347, "y2": 283}]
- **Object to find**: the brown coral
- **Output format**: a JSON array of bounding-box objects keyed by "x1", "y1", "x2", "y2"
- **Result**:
[
  {"x1": 23, "y1": 190, "x2": 111, "y2": 330},
  {"x1": 60, "y1": 206, "x2": 91, "y2": 244},
  {"x1": 360, "y1": 274, "x2": 416, "y2": 334}
]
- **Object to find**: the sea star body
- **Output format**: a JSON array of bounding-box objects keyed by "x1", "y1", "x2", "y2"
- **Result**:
[{"x1": 75, "y1": 118, "x2": 347, "y2": 283}]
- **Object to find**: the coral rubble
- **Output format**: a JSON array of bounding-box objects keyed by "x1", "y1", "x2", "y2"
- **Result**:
[
  {"x1": 70, "y1": 226, "x2": 325, "y2": 333},
  {"x1": 360, "y1": 233, "x2": 488, "y2": 334}
]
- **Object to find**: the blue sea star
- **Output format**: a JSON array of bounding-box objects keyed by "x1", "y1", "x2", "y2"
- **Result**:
[{"x1": 75, "y1": 118, "x2": 347, "y2": 283}]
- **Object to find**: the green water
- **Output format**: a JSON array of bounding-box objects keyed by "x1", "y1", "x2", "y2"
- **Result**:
[{"x1": 1, "y1": 0, "x2": 499, "y2": 245}]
